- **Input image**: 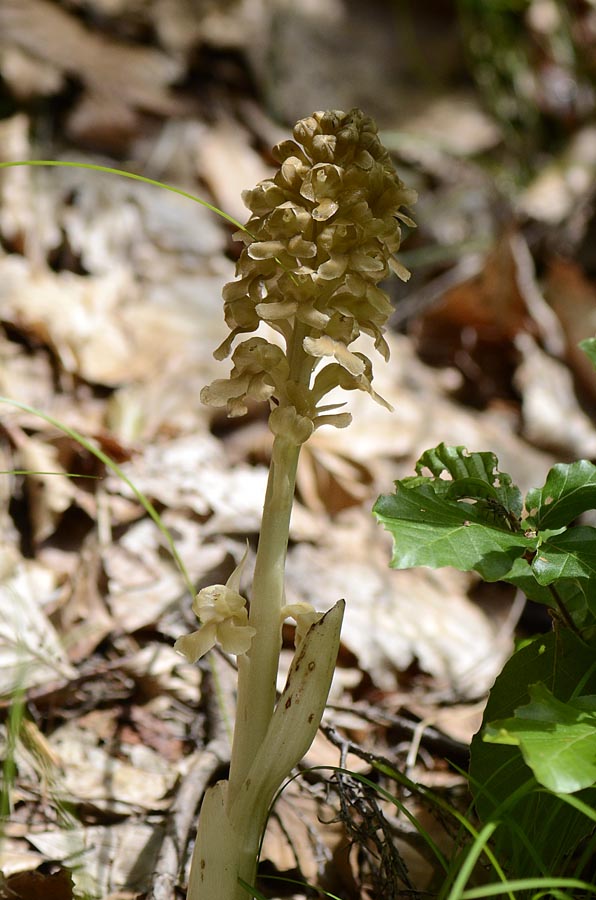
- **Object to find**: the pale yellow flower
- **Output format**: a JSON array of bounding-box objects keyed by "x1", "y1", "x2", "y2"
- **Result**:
[
  {"x1": 280, "y1": 602, "x2": 324, "y2": 647},
  {"x1": 174, "y1": 550, "x2": 256, "y2": 662}
]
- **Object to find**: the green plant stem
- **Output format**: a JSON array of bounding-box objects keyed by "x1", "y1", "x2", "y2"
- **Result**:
[
  {"x1": 227, "y1": 433, "x2": 301, "y2": 805},
  {"x1": 547, "y1": 583, "x2": 584, "y2": 640}
]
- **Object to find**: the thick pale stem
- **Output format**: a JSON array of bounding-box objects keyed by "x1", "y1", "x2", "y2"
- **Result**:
[
  {"x1": 189, "y1": 325, "x2": 315, "y2": 898},
  {"x1": 227, "y1": 433, "x2": 301, "y2": 804},
  {"x1": 228, "y1": 323, "x2": 311, "y2": 806}
]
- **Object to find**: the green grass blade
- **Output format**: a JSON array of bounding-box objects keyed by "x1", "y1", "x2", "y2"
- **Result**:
[
  {"x1": 460, "y1": 878, "x2": 596, "y2": 898},
  {"x1": 373, "y1": 757, "x2": 513, "y2": 887},
  {"x1": 0, "y1": 470, "x2": 99, "y2": 478},
  {"x1": 446, "y1": 822, "x2": 502, "y2": 900},
  {"x1": 0, "y1": 685, "x2": 26, "y2": 821},
  {"x1": 237, "y1": 878, "x2": 268, "y2": 900},
  {"x1": 250, "y1": 874, "x2": 346, "y2": 899},
  {"x1": 0, "y1": 159, "x2": 248, "y2": 232}
]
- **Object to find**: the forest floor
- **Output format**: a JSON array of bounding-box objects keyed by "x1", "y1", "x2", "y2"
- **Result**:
[{"x1": 0, "y1": 1, "x2": 595, "y2": 898}]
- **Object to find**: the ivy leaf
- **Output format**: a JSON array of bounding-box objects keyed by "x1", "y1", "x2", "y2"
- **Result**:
[
  {"x1": 484, "y1": 683, "x2": 596, "y2": 793},
  {"x1": 526, "y1": 460, "x2": 596, "y2": 530}
]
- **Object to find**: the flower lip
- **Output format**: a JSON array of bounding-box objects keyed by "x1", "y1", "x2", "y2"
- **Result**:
[{"x1": 280, "y1": 601, "x2": 323, "y2": 647}]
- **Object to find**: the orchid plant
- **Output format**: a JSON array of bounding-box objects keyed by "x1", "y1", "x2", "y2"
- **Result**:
[{"x1": 172, "y1": 109, "x2": 416, "y2": 899}]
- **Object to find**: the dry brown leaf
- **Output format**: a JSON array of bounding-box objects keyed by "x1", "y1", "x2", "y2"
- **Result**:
[
  {"x1": 307, "y1": 332, "x2": 553, "y2": 499},
  {"x1": 519, "y1": 125, "x2": 596, "y2": 223},
  {"x1": 398, "y1": 91, "x2": 501, "y2": 157},
  {"x1": 416, "y1": 231, "x2": 536, "y2": 341},
  {"x1": 285, "y1": 509, "x2": 511, "y2": 699},
  {"x1": 0, "y1": 256, "x2": 218, "y2": 387},
  {"x1": 408, "y1": 231, "x2": 566, "y2": 409},
  {"x1": 195, "y1": 117, "x2": 274, "y2": 224},
  {"x1": 0, "y1": 114, "x2": 61, "y2": 258},
  {"x1": 0, "y1": 840, "x2": 44, "y2": 881},
  {"x1": 108, "y1": 434, "x2": 321, "y2": 540},
  {"x1": 0, "y1": 328, "x2": 57, "y2": 415},
  {"x1": 405, "y1": 700, "x2": 485, "y2": 746},
  {"x1": 515, "y1": 333, "x2": 596, "y2": 456},
  {"x1": 27, "y1": 823, "x2": 165, "y2": 898},
  {"x1": 0, "y1": 45, "x2": 62, "y2": 100},
  {"x1": 0, "y1": 866, "x2": 74, "y2": 900},
  {"x1": 121, "y1": 643, "x2": 201, "y2": 706},
  {"x1": 52, "y1": 533, "x2": 114, "y2": 662},
  {"x1": 49, "y1": 720, "x2": 178, "y2": 812},
  {"x1": 103, "y1": 518, "x2": 189, "y2": 633},
  {"x1": 57, "y1": 166, "x2": 226, "y2": 275},
  {"x1": 15, "y1": 435, "x2": 74, "y2": 543},
  {"x1": 260, "y1": 780, "x2": 340, "y2": 884},
  {"x1": 0, "y1": 0, "x2": 186, "y2": 149},
  {"x1": 0, "y1": 556, "x2": 76, "y2": 696},
  {"x1": 545, "y1": 257, "x2": 596, "y2": 398}
]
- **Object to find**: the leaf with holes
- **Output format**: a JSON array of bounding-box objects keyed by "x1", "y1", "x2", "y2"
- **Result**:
[
  {"x1": 532, "y1": 526, "x2": 596, "y2": 615},
  {"x1": 374, "y1": 445, "x2": 535, "y2": 581},
  {"x1": 526, "y1": 460, "x2": 596, "y2": 531}
]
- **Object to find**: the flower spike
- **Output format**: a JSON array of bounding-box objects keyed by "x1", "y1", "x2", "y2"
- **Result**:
[{"x1": 202, "y1": 108, "x2": 416, "y2": 435}]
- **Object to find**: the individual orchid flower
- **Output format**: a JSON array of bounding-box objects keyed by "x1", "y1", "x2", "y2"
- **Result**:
[
  {"x1": 174, "y1": 549, "x2": 256, "y2": 662},
  {"x1": 280, "y1": 601, "x2": 324, "y2": 647}
]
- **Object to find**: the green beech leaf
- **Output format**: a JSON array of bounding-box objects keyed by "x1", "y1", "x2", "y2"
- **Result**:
[
  {"x1": 415, "y1": 443, "x2": 523, "y2": 519},
  {"x1": 470, "y1": 630, "x2": 596, "y2": 876},
  {"x1": 374, "y1": 445, "x2": 534, "y2": 581},
  {"x1": 526, "y1": 460, "x2": 596, "y2": 530},
  {"x1": 502, "y1": 556, "x2": 555, "y2": 604},
  {"x1": 504, "y1": 556, "x2": 591, "y2": 626},
  {"x1": 532, "y1": 527, "x2": 596, "y2": 614},
  {"x1": 374, "y1": 485, "x2": 533, "y2": 580},
  {"x1": 579, "y1": 337, "x2": 596, "y2": 371},
  {"x1": 484, "y1": 683, "x2": 596, "y2": 793}
]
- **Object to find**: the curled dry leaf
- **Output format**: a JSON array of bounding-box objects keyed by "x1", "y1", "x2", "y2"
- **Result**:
[
  {"x1": 27, "y1": 823, "x2": 165, "y2": 898},
  {"x1": 0, "y1": 556, "x2": 76, "y2": 696},
  {"x1": 15, "y1": 435, "x2": 74, "y2": 544},
  {"x1": 515, "y1": 333, "x2": 596, "y2": 457},
  {"x1": 285, "y1": 511, "x2": 512, "y2": 699}
]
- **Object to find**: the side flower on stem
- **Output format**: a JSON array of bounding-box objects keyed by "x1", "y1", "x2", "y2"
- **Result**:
[{"x1": 174, "y1": 548, "x2": 255, "y2": 662}]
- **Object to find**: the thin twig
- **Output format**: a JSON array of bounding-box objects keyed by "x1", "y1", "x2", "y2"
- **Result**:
[{"x1": 147, "y1": 669, "x2": 231, "y2": 900}]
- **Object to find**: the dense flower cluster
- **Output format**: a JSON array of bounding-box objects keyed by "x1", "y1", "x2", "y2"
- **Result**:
[{"x1": 202, "y1": 109, "x2": 416, "y2": 431}]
